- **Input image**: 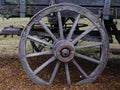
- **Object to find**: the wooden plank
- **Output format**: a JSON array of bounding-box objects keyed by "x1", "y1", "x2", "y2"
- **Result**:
[{"x1": 109, "y1": 48, "x2": 120, "y2": 54}]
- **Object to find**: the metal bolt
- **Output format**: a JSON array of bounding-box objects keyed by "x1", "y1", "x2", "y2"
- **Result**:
[{"x1": 61, "y1": 48, "x2": 70, "y2": 57}]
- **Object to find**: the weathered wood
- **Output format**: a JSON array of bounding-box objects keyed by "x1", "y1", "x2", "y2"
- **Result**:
[
  {"x1": 109, "y1": 48, "x2": 120, "y2": 54},
  {"x1": 3, "y1": 0, "x2": 120, "y2": 6},
  {"x1": 1, "y1": 0, "x2": 120, "y2": 17}
]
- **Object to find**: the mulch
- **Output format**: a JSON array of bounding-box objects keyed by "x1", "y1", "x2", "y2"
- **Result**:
[{"x1": 0, "y1": 54, "x2": 120, "y2": 90}]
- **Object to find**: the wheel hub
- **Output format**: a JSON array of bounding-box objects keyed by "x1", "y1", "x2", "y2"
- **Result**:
[
  {"x1": 61, "y1": 48, "x2": 70, "y2": 57},
  {"x1": 54, "y1": 40, "x2": 75, "y2": 62}
]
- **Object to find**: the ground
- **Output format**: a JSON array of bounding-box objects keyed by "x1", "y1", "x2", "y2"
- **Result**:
[
  {"x1": 0, "y1": 54, "x2": 120, "y2": 90},
  {"x1": 0, "y1": 18, "x2": 120, "y2": 90}
]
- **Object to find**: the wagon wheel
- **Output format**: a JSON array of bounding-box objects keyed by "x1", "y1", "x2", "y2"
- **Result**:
[{"x1": 19, "y1": 3, "x2": 109, "y2": 85}]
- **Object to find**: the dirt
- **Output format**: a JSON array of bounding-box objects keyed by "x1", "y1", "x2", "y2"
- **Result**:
[{"x1": 0, "y1": 54, "x2": 120, "y2": 90}]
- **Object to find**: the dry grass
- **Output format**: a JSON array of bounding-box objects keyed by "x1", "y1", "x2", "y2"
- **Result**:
[
  {"x1": 0, "y1": 18, "x2": 120, "y2": 56},
  {"x1": 0, "y1": 18, "x2": 29, "y2": 29},
  {"x1": 0, "y1": 18, "x2": 29, "y2": 55}
]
